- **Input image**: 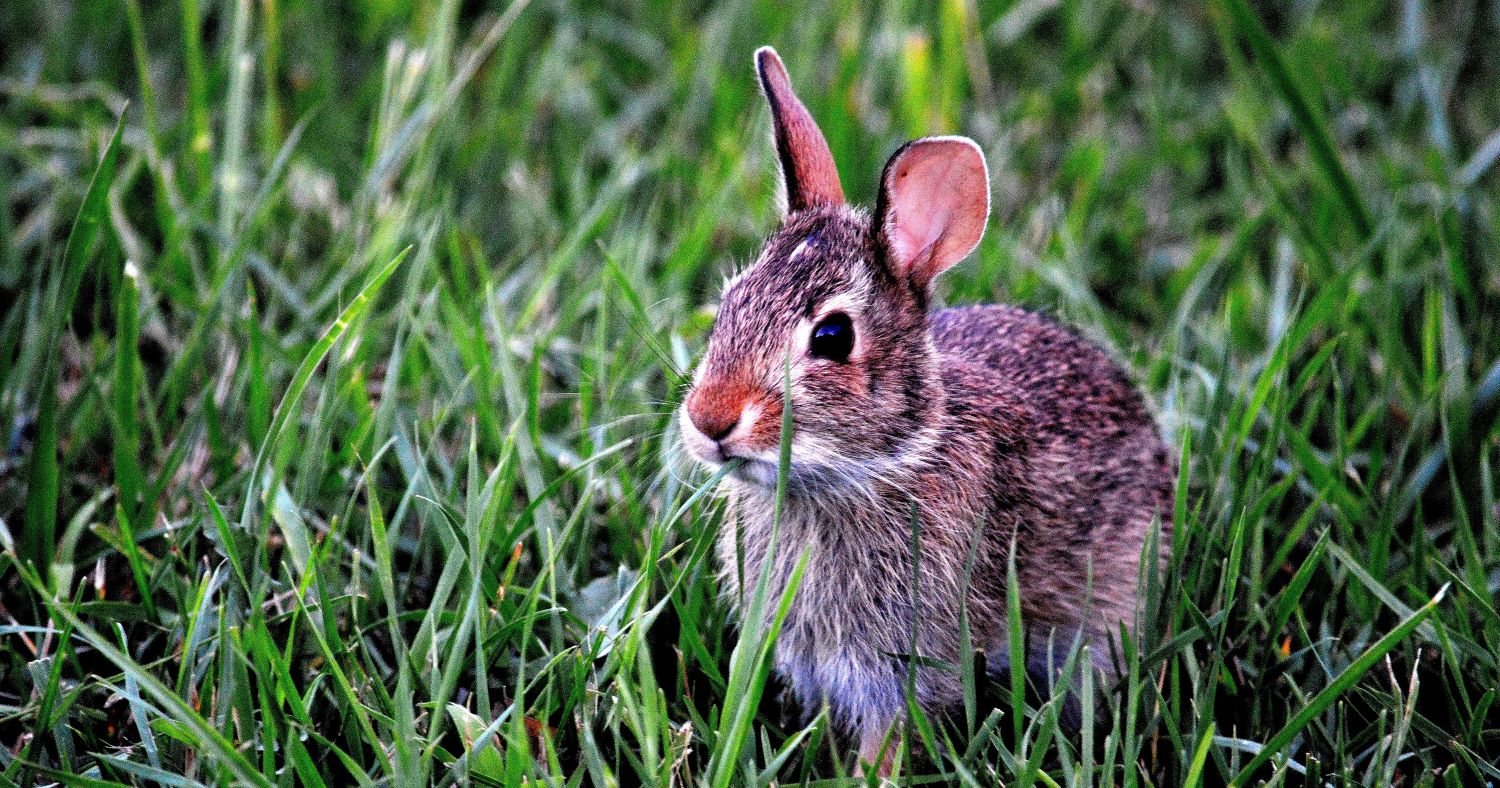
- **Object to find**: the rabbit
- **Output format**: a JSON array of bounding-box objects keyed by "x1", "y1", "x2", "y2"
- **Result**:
[{"x1": 677, "y1": 46, "x2": 1175, "y2": 776}]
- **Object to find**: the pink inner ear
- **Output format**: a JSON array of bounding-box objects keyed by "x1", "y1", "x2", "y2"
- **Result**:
[
  {"x1": 888, "y1": 159, "x2": 962, "y2": 265},
  {"x1": 881, "y1": 138, "x2": 990, "y2": 287}
]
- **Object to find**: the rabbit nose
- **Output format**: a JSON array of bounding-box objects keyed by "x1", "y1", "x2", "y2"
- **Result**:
[
  {"x1": 689, "y1": 401, "x2": 740, "y2": 442},
  {"x1": 697, "y1": 414, "x2": 737, "y2": 442},
  {"x1": 686, "y1": 381, "x2": 751, "y2": 443}
]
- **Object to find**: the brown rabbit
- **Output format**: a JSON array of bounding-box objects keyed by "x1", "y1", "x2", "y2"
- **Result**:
[{"x1": 678, "y1": 46, "x2": 1174, "y2": 775}]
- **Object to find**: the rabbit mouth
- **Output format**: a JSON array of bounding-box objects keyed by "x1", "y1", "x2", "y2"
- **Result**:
[
  {"x1": 726, "y1": 457, "x2": 781, "y2": 488},
  {"x1": 726, "y1": 456, "x2": 865, "y2": 494},
  {"x1": 687, "y1": 445, "x2": 782, "y2": 488},
  {"x1": 688, "y1": 447, "x2": 793, "y2": 490}
]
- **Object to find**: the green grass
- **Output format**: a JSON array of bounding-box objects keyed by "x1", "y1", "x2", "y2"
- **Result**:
[{"x1": 2, "y1": 0, "x2": 1499, "y2": 784}]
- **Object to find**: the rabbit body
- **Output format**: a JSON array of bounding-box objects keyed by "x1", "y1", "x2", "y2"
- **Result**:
[
  {"x1": 703, "y1": 207, "x2": 1173, "y2": 743},
  {"x1": 679, "y1": 48, "x2": 1173, "y2": 770}
]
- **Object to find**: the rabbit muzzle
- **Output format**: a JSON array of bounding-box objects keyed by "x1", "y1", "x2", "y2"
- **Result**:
[{"x1": 681, "y1": 376, "x2": 784, "y2": 475}]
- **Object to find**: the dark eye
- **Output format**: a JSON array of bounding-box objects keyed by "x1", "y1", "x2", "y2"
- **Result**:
[{"x1": 809, "y1": 312, "x2": 854, "y2": 362}]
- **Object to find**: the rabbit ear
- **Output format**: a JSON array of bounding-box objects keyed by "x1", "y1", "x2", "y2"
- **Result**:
[
  {"x1": 876, "y1": 136, "x2": 990, "y2": 288},
  {"x1": 755, "y1": 46, "x2": 845, "y2": 212}
]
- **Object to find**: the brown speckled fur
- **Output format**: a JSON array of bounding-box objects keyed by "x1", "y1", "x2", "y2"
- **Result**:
[{"x1": 678, "y1": 49, "x2": 1175, "y2": 769}]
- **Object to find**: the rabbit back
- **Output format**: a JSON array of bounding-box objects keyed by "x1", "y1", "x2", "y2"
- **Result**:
[{"x1": 931, "y1": 304, "x2": 1174, "y2": 650}]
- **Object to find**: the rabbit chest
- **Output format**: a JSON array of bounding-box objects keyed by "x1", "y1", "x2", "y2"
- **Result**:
[{"x1": 715, "y1": 462, "x2": 1012, "y2": 729}]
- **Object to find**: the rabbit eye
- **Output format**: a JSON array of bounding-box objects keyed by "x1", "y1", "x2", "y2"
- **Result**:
[{"x1": 809, "y1": 312, "x2": 854, "y2": 362}]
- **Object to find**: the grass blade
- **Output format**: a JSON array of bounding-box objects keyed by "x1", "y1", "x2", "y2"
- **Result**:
[
  {"x1": 24, "y1": 112, "x2": 125, "y2": 571},
  {"x1": 1217, "y1": 0, "x2": 1373, "y2": 238},
  {"x1": 1229, "y1": 584, "x2": 1447, "y2": 783},
  {"x1": 239, "y1": 247, "x2": 410, "y2": 570}
]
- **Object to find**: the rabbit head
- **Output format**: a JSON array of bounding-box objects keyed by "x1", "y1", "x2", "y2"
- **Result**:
[{"x1": 680, "y1": 47, "x2": 991, "y2": 492}]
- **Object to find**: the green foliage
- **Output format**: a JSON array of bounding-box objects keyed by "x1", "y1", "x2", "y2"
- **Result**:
[{"x1": 2, "y1": 0, "x2": 1498, "y2": 783}]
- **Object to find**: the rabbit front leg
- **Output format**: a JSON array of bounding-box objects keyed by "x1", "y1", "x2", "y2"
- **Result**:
[{"x1": 856, "y1": 720, "x2": 899, "y2": 778}]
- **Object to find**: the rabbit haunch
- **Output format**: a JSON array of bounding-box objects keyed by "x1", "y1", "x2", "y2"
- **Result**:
[{"x1": 677, "y1": 46, "x2": 1174, "y2": 773}]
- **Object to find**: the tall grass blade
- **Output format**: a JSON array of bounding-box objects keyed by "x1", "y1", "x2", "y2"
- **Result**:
[
  {"x1": 24, "y1": 113, "x2": 125, "y2": 571},
  {"x1": 1217, "y1": 0, "x2": 1373, "y2": 238}
]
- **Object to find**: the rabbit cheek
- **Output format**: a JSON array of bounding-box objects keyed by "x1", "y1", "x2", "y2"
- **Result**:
[{"x1": 830, "y1": 360, "x2": 872, "y2": 399}]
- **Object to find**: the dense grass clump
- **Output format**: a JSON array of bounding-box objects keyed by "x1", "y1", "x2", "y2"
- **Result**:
[{"x1": 2, "y1": 0, "x2": 1499, "y2": 783}]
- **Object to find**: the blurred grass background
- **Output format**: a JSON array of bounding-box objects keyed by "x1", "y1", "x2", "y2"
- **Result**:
[{"x1": 2, "y1": 0, "x2": 1500, "y2": 783}]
